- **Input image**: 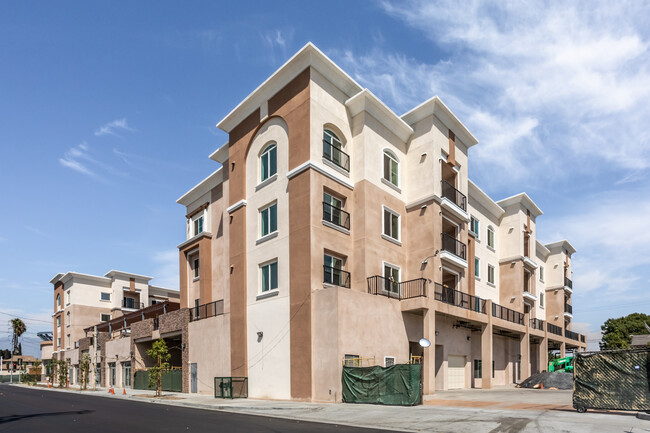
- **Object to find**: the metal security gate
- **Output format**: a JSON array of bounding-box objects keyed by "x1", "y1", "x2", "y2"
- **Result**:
[
  {"x1": 214, "y1": 377, "x2": 248, "y2": 398},
  {"x1": 190, "y1": 363, "x2": 197, "y2": 393}
]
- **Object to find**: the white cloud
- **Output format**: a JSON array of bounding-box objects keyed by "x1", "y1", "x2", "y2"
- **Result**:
[
  {"x1": 260, "y1": 29, "x2": 294, "y2": 66},
  {"x1": 151, "y1": 250, "x2": 179, "y2": 290},
  {"x1": 59, "y1": 142, "x2": 107, "y2": 182},
  {"x1": 94, "y1": 118, "x2": 134, "y2": 137}
]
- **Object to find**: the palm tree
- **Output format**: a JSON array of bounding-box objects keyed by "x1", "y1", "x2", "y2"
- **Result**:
[{"x1": 11, "y1": 318, "x2": 26, "y2": 355}]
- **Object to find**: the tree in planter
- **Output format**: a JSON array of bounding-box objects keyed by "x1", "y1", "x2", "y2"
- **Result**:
[
  {"x1": 57, "y1": 359, "x2": 70, "y2": 388},
  {"x1": 47, "y1": 360, "x2": 57, "y2": 386},
  {"x1": 79, "y1": 354, "x2": 91, "y2": 390},
  {"x1": 146, "y1": 339, "x2": 170, "y2": 397}
]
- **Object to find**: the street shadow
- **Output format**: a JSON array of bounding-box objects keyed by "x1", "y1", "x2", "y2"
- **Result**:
[{"x1": 0, "y1": 409, "x2": 94, "y2": 425}]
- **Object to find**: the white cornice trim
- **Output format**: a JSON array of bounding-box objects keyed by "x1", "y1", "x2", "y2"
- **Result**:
[
  {"x1": 405, "y1": 194, "x2": 441, "y2": 211},
  {"x1": 496, "y1": 192, "x2": 543, "y2": 217},
  {"x1": 177, "y1": 232, "x2": 213, "y2": 250},
  {"x1": 345, "y1": 89, "x2": 413, "y2": 143},
  {"x1": 209, "y1": 142, "x2": 229, "y2": 164},
  {"x1": 287, "y1": 161, "x2": 354, "y2": 190},
  {"x1": 177, "y1": 168, "x2": 224, "y2": 206},
  {"x1": 226, "y1": 200, "x2": 247, "y2": 214},
  {"x1": 544, "y1": 240, "x2": 577, "y2": 255},
  {"x1": 468, "y1": 179, "x2": 505, "y2": 220},
  {"x1": 51, "y1": 272, "x2": 112, "y2": 286}
]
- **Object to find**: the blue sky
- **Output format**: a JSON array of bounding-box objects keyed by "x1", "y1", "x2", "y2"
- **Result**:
[{"x1": 2, "y1": 1, "x2": 650, "y2": 356}]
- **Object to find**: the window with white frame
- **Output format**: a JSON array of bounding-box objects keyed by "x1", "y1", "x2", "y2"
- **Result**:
[
  {"x1": 475, "y1": 257, "x2": 480, "y2": 278},
  {"x1": 57, "y1": 337, "x2": 61, "y2": 347},
  {"x1": 66, "y1": 312, "x2": 70, "y2": 327},
  {"x1": 470, "y1": 216, "x2": 479, "y2": 237},
  {"x1": 385, "y1": 356, "x2": 396, "y2": 367},
  {"x1": 383, "y1": 263, "x2": 400, "y2": 294},
  {"x1": 487, "y1": 226, "x2": 495, "y2": 248},
  {"x1": 100, "y1": 313, "x2": 111, "y2": 322},
  {"x1": 383, "y1": 207, "x2": 400, "y2": 241},
  {"x1": 101, "y1": 292, "x2": 111, "y2": 301},
  {"x1": 193, "y1": 214, "x2": 204, "y2": 237},
  {"x1": 260, "y1": 203, "x2": 278, "y2": 237},
  {"x1": 261, "y1": 261, "x2": 278, "y2": 293},
  {"x1": 56, "y1": 294, "x2": 61, "y2": 309},
  {"x1": 324, "y1": 254, "x2": 346, "y2": 287},
  {"x1": 193, "y1": 257, "x2": 200, "y2": 279},
  {"x1": 323, "y1": 129, "x2": 347, "y2": 170},
  {"x1": 540, "y1": 292, "x2": 545, "y2": 307},
  {"x1": 488, "y1": 265, "x2": 495, "y2": 285},
  {"x1": 383, "y1": 150, "x2": 399, "y2": 187},
  {"x1": 260, "y1": 142, "x2": 277, "y2": 182},
  {"x1": 56, "y1": 316, "x2": 61, "y2": 328},
  {"x1": 67, "y1": 334, "x2": 71, "y2": 348},
  {"x1": 66, "y1": 290, "x2": 70, "y2": 305},
  {"x1": 539, "y1": 266, "x2": 545, "y2": 282}
]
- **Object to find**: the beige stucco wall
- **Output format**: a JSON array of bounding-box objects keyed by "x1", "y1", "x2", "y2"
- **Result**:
[
  {"x1": 188, "y1": 314, "x2": 231, "y2": 394},
  {"x1": 105, "y1": 336, "x2": 131, "y2": 388},
  {"x1": 468, "y1": 199, "x2": 500, "y2": 303}
]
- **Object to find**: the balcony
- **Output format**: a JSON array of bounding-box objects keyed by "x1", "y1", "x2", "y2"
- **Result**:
[
  {"x1": 523, "y1": 289, "x2": 537, "y2": 302},
  {"x1": 547, "y1": 323, "x2": 563, "y2": 336},
  {"x1": 564, "y1": 276, "x2": 573, "y2": 294},
  {"x1": 122, "y1": 299, "x2": 144, "y2": 310},
  {"x1": 564, "y1": 303, "x2": 573, "y2": 319},
  {"x1": 324, "y1": 266, "x2": 351, "y2": 288},
  {"x1": 433, "y1": 283, "x2": 486, "y2": 314},
  {"x1": 323, "y1": 140, "x2": 350, "y2": 172},
  {"x1": 440, "y1": 233, "x2": 468, "y2": 268},
  {"x1": 440, "y1": 180, "x2": 468, "y2": 221},
  {"x1": 322, "y1": 202, "x2": 350, "y2": 231},
  {"x1": 565, "y1": 329, "x2": 580, "y2": 341},
  {"x1": 190, "y1": 300, "x2": 225, "y2": 322},
  {"x1": 367, "y1": 276, "x2": 427, "y2": 300},
  {"x1": 580, "y1": 334, "x2": 586, "y2": 343},
  {"x1": 492, "y1": 303, "x2": 524, "y2": 325},
  {"x1": 530, "y1": 318, "x2": 545, "y2": 330}
]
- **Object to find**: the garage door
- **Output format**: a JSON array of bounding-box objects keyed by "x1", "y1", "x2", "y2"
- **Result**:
[{"x1": 448, "y1": 355, "x2": 466, "y2": 389}]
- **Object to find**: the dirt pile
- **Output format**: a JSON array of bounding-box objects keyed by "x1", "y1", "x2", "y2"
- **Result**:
[{"x1": 517, "y1": 371, "x2": 573, "y2": 390}]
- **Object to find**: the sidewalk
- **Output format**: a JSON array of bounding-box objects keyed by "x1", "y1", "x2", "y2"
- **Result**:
[{"x1": 17, "y1": 383, "x2": 650, "y2": 433}]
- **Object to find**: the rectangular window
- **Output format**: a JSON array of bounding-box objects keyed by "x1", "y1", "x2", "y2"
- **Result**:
[
  {"x1": 384, "y1": 356, "x2": 395, "y2": 367},
  {"x1": 487, "y1": 227, "x2": 495, "y2": 248},
  {"x1": 324, "y1": 254, "x2": 346, "y2": 287},
  {"x1": 57, "y1": 337, "x2": 61, "y2": 347},
  {"x1": 66, "y1": 312, "x2": 70, "y2": 327},
  {"x1": 260, "y1": 143, "x2": 277, "y2": 182},
  {"x1": 488, "y1": 265, "x2": 495, "y2": 285},
  {"x1": 260, "y1": 203, "x2": 278, "y2": 237},
  {"x1": 261, "y1": 261, "x2": 278, "y2": 293},
  {"x1": 344, "y1": 354, "x2": 360, "y2": 367},
  {"x1": 539, "y1": 266, "x2": 545, "y2": 282},
  {"x1": 473, "y1": 359, "x2": 482, "y2": 379},
  {"x1": 101, "y1": 292, "x2": 111, "y2": 301},
  {"x1": 540, "y1": 292, "x2": 545, "y2": 308},
  {"x1": 193, "y1": 258, "x2": 200, "y2": 279},
  {"x1": 193, "y1": 215, "x2": 204, "y2": 236},
  {"x1": 67, "y1": 334, "x2": 71, "y2": 348},
  {"x1": 470, "y1": 217, "x2": 479, "y2": 237},
  {"x1": 474, "y1": 257, "x2": 480, "y2": 278},
  {"x1": 383, "y1": 207, "x2": 400, "y2": 241},
  {"x1": 100, "y1": 314, "x2": 111, "y2": 322},
  {"x1": 383, "y1": 263, "x2": 400, "y2": 294},
  {"x1": 122, "y1": 362, "x2": 132, "y2": 388},
  {"x1": 323, "y1": 192, "x2": 348, "y2": 229},
  {"x1": 66, "y1": 290, "x2": 71, "y2": 305},
  {"x1": 383, "y1": 151, "x2": 399, "y2": 187},
  {"x1": 56, "y1": 316, "x2": 61, "y2": 327},
  {"x1": 124, "y1": 297, "x2": 135, "y2": 309}
]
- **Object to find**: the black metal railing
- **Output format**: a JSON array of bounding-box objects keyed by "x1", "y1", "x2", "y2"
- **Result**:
[
  {"x1": 324, "y1": 266, "x2": 351, "y2": 288},
  {"x1": 530, "y1": 318, "x2": 545, "y2": 330},
  {"x1": 441, "y1": 180, "x2": 467, "y2": 211},
  {"x1": 564, "y1": 277, "x2": 573, "y2": 289},
  {"x1": 322, "y1": 202, "x2": 350, "y2": 230},
  {"x1": 433, "y1": 283, "x2": 486, "y2": 313},
  {"x1": 441, "y1": 233, "x2": 467, "y2": 260},
  {"x1": 492, "y1": 303, "x2": 524, "y2": 325},
  {"x1": 367, "y1": 276, "x2": 427, "y2": 300},
  {"x1": 323, "y1": 140, "x2": 350, "y2": 172},
  {"x1": 565, "y1": 304, "x2": 573, "y2": 314},
  {"x1": 190, "y1": 300, "x2": 225, "y2": 322},
  {"x1": 122, "y1": 299, "x2": 143, "y2": 309},
  {"x1": 580, "y1": 334, "x2": 586, "y2": 343},
  {"x1": 566, "y1": 329, "x2": 580, "y2": 341},
  {"x1": 547, "y1": 323, "x2": 563, "y2": 336}
]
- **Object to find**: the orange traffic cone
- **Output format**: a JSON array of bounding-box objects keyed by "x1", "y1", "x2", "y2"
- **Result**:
[
  {"x1": 108, "y1": 387, "x2": 112, "y2": 394},
  {"x1": 540, "y1": 382, "x2": 544, "y2": 389},
  {"x1": 123, "y1": 388, "x2": 126, "y2": 395}
]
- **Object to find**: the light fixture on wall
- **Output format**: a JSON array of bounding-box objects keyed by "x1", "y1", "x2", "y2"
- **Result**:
[
  {"x1": 435, "y1": 330, "x2": 439, "y2": 337},
  {"x1": 467, "y1": 336, "x2": 471, "y2": 341},
  {"x1": 257, "y1": 331, "x2": 263, "y2": 342}
]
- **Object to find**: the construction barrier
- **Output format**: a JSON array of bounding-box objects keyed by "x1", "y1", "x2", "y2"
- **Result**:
[
  {"x1": 133, "y1": 369, "x2": 182, "y2": 392},
  {"x1": 342, "y1": 364, "x2": 421, "y2": 406}
]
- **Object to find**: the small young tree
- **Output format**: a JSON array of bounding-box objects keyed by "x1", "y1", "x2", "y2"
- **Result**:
[
  {"x1": 47, "y1": 360, "x2": 57, "y2": 385},
  {"x1": 146, "y1": 339, "x2": 170, "y2": 397},
  {"x1": 79, "y1": 354, "x2": 91, "y2": 390},
  {"x1": 57, "y1": 359, "x2": 70, "y2": 388}
]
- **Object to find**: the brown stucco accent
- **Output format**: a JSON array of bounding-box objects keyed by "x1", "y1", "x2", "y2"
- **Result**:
[
  {"x1": 129, "y1": 278, "x2": 135, "y2": 293},
  {"x1": 289, "y1": 169, "x2": 312, "y2": 399},
  {"x1": 228, "y1": 205, "x2": 247, "y2": 378},
  {"x1": 178, "y1": 234, "x2": 213, "y2": 309},
  {"x1": 186, "y1": 202, "x2": 209, "y2": 219},
  {"x1": 448, "y1": 129, "x2": 456, "y2": 165}
]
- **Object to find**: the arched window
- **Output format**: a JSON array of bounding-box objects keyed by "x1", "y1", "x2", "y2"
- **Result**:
[
  {"x1": 383, "y1": 150, "x2": 399, "y2": 187},
  {"x1": 323, "y1": 129, "x2": 349, "y2": 171},
  {"x1": 56, "y1": 294, "x2": 61, "y2": 309},
  {"x1": 487, "y1": 226, "x2": 495, "y2": 249},
  {"x1": 260, "y1": 142, "x2": 277, "y2": 182}
]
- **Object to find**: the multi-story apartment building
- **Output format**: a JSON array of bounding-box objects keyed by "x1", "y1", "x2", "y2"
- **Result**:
[
  {"x1": 48, "y1": 270, "x2": 179, "y2": 384},
  {"x1": 176, "y1": 42, "x2": 586, "y2": 400}
]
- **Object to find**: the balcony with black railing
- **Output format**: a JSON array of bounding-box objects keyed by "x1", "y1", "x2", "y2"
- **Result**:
[
  {"x1": 441, "y1": 233, "x2": 467, "y2": 260},
  {"x1": 530, "y1": 318, "x2": 545, "y2": 331},
  {"x1": 565, "y1": 329, "x2": 580, "y2": 341},
  {"x1": 433, "y1": 283, "x2": 486, "y2": 314},
  {"x1": 547, "y1": 323, "x2": 563, "y2": 336},
  {"x1": 324, "y1": 266, "x2": 351, "y2": 288},
  {"x1": 190, "y1": 300, "x2": 225, "y2": 322},
  {"x1": 122, "y1": 298, "x2": 144, "y2": 310},
  {"x1": 441, "y1": 180, "x2": 467, "y2": 211},
  {"x1": 367, "y1": 276, "x2": 427, "y2": 300},
  {"x1": 323, "y1": 140, "x2": 350, "y2": 172},
  {"x1": 580, "y1": 334, "x2": 586, "y2": 343},
  {"x1": 322, "y1": 202, "x2": 350, "y2": 230},
  {"x1": 492, "y1": 303, "x2": 524, "y2": 325},
  {"x1": 565, "y1": 303, "x2": 573, "y2": 315},
  {"x1": 564, "y1": 276, "x2": 573, "y2": 289}
]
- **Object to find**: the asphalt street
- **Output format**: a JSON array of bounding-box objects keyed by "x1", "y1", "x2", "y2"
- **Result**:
[{"x1": 0, "y1": 384, "x2": 387, "y2": 433}]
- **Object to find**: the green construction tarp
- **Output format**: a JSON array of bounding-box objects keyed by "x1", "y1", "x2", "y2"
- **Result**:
[
  {"x1": 342, "y1": 364, "x2": 421, "y2": 406},
  {"x1": 574, "y1": 349, "x2": 650, "y2": 411},
  {"x1": 133, "y1": 369, "x2": 182, "y2": 392}
]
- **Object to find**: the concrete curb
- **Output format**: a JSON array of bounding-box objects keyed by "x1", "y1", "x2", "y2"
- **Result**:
[
  {"x1": 637, "y1": 411, "x2": 650, "y2": 421},
  {"x1": 7, "y1": 384, "x2": 415, "y2": 433}
]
